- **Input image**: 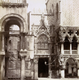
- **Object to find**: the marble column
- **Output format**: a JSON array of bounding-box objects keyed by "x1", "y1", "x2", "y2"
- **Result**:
[
  {"x1": 1, "y1": 56, "x2": 5, "y2": 80},
  {"x1": 31, "y1": 59, "x2": 34, "y2": 79},
  {"x1": 61, "y1": 70, "x2": 65, "y2": 78},
  {"x1": 78, "y1": 69, "x2": 79, "y2": 78},
  {"x1": 20, "y1": 35, "x2": 23, "y2": 50},
  {"x1": 19, "y1": 50, "x2": 27, "y2": 80},
  {"x1": 70, "y1": 43, "x2": 72, "y2": 55},
  {"x1": 77, "y1": 43, "x2": 79, "y2": 54},
  {"x1": 2, "y1": 34, "x2": 4, "y2": 51},
  {"x1": 61, "y1": 43, "x2": 64, "y2": 54},
  {"x1": 21, "y1": 56, "x2": 25, "y2": 80}
]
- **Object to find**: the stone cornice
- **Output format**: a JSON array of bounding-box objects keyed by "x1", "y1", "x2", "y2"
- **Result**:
[
  {"x1": 0, "y1": 2, "x2": 28, "y2": 7},
  {"x1": 31, "y1": 13, "x2": 54, "y2": 16}
]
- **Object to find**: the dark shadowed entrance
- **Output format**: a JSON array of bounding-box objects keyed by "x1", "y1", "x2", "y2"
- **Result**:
[{"x1": 38, "y1": 58, "x2": 49, "y2": 77}]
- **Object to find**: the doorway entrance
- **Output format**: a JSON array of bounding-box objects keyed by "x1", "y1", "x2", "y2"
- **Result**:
[
  {"x1": 65, "y1": 58, "x2": 78, "y2": 78},
  {"x1": 38, "y1": 58, "x2": 49, "y2": 77}
]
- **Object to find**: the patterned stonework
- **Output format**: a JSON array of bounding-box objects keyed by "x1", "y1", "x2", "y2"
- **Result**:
[{"x1": 56, "y1": 27, "x2": 79, "y2": 43}]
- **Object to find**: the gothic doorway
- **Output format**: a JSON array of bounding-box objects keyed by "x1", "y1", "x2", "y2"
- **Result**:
[
  {"x1": 38, "y1": 58, "x2": 49, "y2": 77},
  {"x1": 65, "y1": 58, "x2": 78, "y2": 78}
]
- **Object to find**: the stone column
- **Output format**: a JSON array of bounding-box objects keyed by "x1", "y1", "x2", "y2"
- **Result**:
[
  {"x1": 48, "y1": 42, "x2": 52, "y2": 78},
  {"x1": 21, "y1": 57, "x2": 25, "y2": 80},
  {"x1": 61, "y1": 58, "x2": 65, "y2": 78},
  {"x1": 61, "y1": 70, "x2": 65, "y2": 78},
  {"x1": 78, "y1": 69, "x2": 79, "y2": 78},
  {"x1": 19, "y1": 50, "x2": 27, "y2": 80},
  {"x1": 34, "y1": 58, "x2": 38, "y2": 80},
  {"x1": 30, "y1": 35, "x2": 34, "y2": 59},
  {"x1": 1, "y1": 56, "x2": 5, "y2": 80},
  {"x1": 77, "y1": 60, "x2": 79, "y2": 78},
  {"x1": 31, "y1": 59, "x2": 34, "y2": 80},
  {"x1": 2, "y1": 34, "x2": 4, "y2": 51},
  {"x1": 20, "y1": 35, "x2": 23, "y2": 49},
  {"x1": 77, "y1": 43, "x2": 79, "y2": 54},
  {"x1": 70, "y1": 43, "x2": 72, "y2": 55},
  {"x1": 49, "y1": 57, "x2": 52, "y2": 78},
  {"x1": 61, "y1": 43, "x2": 64, "y2": 54}
]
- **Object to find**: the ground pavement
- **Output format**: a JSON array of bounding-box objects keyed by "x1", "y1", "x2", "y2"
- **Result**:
[{"x1": 38, "y1": 78, "x2": 79, "y2": 80}]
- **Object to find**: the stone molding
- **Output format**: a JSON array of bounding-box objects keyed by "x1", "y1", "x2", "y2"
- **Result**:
[
  {"x1": 0, "y1": 2, "x2": 28, "y2": 7},
  {"x1": 0, "y1": 13, "x2": 26, "y2": 32}
]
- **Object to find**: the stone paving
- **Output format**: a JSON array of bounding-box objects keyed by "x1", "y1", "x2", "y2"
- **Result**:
[{"x1": 38, "y1": 78, "x2": 79, "y2": 80}]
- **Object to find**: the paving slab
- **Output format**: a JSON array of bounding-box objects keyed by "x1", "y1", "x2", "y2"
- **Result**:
[{"x1": 38, "y1": 78, "x2": 79, "y2": 80}]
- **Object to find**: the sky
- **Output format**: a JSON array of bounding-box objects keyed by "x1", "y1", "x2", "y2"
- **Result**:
[{"x1": 27, "y1": 0, "x2": 47, "y2": 13}]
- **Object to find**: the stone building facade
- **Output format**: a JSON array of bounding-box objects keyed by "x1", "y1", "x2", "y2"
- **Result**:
[
  {"x1": 0, "y1": 0, "x2": 79, "y2": 80},
  {"x1": 46, "y1": 0, "x2": 79, "y2": 78}
]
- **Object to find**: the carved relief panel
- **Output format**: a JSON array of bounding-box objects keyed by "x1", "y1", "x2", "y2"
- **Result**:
[{"x1": 6, "y1": 36, "x2": 20, "y2": 78}]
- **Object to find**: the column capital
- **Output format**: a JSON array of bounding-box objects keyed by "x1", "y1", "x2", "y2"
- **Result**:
[
  {"x1": 34, "y1": 58, "x2": 38, "y2": 64},
  {"x1": 19, "y1": 49, "x2": 27, "y2": 59}
]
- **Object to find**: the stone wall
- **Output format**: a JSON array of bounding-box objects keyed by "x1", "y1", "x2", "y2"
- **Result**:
[
  {"x1": 61, "y1": 0, "x2": 79, "y2": 26},
  {"x1": 46, "y1": 0, "x2": 79, "y2": 29},
  {"x1": 0, "y1": 5, "x2": 28, "y2": 32}
]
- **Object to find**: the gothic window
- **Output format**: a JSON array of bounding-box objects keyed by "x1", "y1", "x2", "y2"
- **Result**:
[
  {"x1": 37, "y1": 35, "x2": 48, "y2": 50},
  {"x1": 72, "y1": 36, "x2": 77, "y2": 50},
  {"x1": 64, "y1": 37, "x2": 70, "y2": 50}
]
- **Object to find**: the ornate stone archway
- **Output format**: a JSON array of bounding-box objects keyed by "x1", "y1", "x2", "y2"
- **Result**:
[
  {"x1": 0, "y1": 13, "x2": 26, "y2": 80},
  {"x1": 0, "y1": 13, "x2": 26, "y2": 32}
]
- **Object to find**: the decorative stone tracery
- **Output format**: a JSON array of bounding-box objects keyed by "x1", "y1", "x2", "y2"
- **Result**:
[{"x1": 56, "y1": 27, "x2": 79, "y2": 43}]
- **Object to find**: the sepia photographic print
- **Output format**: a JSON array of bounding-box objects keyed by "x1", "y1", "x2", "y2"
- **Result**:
[{"x1": 0, "y1": 0, "x2": 79, "y2": 80}]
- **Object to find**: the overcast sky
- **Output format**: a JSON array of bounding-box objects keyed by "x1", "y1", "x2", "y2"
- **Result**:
[{"x1": 27, "y1": 0, "x2": 46, "y2": 13}]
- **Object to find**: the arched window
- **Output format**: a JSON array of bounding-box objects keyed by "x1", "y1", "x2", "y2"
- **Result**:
[
  {"x1": 64, "y1": 37, "x2": 70, "y2": 50},
  {"x1": 37, "y1": 35, "x2": 48, "y2": 50},
  {"x1": 72, "y1": 36, "x2": 77, "y2": 50}
]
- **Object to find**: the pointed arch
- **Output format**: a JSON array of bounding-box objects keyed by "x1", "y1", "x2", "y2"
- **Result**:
[
  {"x1": 72, "y1": 36, "x2": 78, "y2": 50},
  {"x1": 64, "y1": 36, "x2": 70, "y2": 50},
  {"x1": 65, "y1": 58, "x2": 78, "y2": 78},
  {"x1": 37, "y1": 34, "x2": 49, "y2": 50}
]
